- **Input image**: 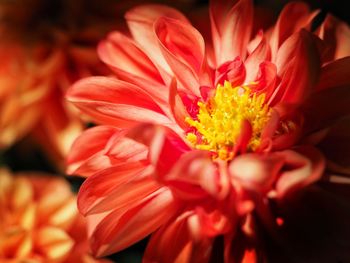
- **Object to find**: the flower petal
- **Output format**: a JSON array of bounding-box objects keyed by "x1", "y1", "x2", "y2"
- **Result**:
[
  {"x1": 91, "y1": 188, "x2": 178, "y2": 257},
  {"x1": 317, "y1": 15, "x2": 350, "y2": 60},
  {"x1": 125, "y1": 4, "x2": 189, "y2": 73},
  {"x1": 67, "y1": 77, "x2": 171, "y2": 127},
  {"x1": 244, "y1": 32, "x2": 271, "y2": 82},
  {"x1": 316, "y1": 57, "x2": 350, "y2": 91},
  {"x1": 77, "y1": 163, "x2": 150, "y2": 216},
  {"x1": 271, "y1": 30, "x2": 320, "y2": 105},
  {"x1": 275, "y1": 146, "x2": 325, "y2": 198},
  {"x1": 269, "y1": 2, "x2": 319, "y2": 60},
  {"x1": 229, "y1": 152, "x2": 285, "y2": 193},
  {"x1": 98, "y1": 31, "x2": 163, "y2": 84},
  {"x1": 302, "y1": 85, "x2": 350, "y2": 133},
  {"x1": 66, "y1": 126, "x2": 119, "y2": 176},
  {"x1": 155, "y1": 17, "x2": 210, "y2": 96},
  {"x1": 165, "y1": 150, "x2": 220, "y2": 199},
  {"x1": 144, "y1": 212, "x2": 213, "y2": 263},
  {"x1": 210, "y1": 0, "x2": 253, "y2": 65}
]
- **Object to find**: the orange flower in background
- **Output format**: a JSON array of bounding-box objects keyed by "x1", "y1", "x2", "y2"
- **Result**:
[
  {"x1": 0, "y1": 169, "x2": 110, "y2": 262},
  {"x1": 0, "y1": 0, "x2": 116, "y2": 166},
  {"x1": 66, "y1": 1, "x2": 350, "y2": 262}
]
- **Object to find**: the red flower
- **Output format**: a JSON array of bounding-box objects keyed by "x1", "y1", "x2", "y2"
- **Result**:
[{"x1": 67, "y1": 1, "x2": 350, "y2": 261}]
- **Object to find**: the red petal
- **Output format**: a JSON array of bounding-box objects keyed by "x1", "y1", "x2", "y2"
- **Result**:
[
  {"x1": 125, "y1": 4, "x2": 189, "y2": 73},
  {"x1": 98, "y1": 31, "x2": 163, "y2": 84},
  {"x1": 302, "y1": 85, "x2": 350, "y2": 133},
  {"x1": 67, "y1": 77, "x2": 170, "y2": 127},
  {"x1": 275, "y1": 146, "x2": 325, "y2": 198},
  {"x1": 125, "y1": 124, "x2": 190, "y2": 176},
  {"x1": 244, "y1": 32, "x2": 271, "y2": 82},
  {"x1": 77, "y1": 163, "x2": 151, "y2": 216},
  {"x1": 91, "y1": 188, "x2": 178, "y2": 257},
  {"x1": 317, "y1": 15, "x2": 350, "y2": 60},
  {"x1": 269, "y1": 2, "x2": 319, "y2": 60},
  {"x1": 271, "y1": 30, "x2": 320, "y2": 105},
  {"x1": 210, "y1": 0, "x2": 253, "y2": 65},
  {"x1": 165, "y1": 150, "x2": 220, "y2": 199},
  {"x1": 155, "y1": 17, "x2": 210, "y2": 96},
  {"x1": 229, "y1": 152, "x2": 285, "y2": 193},
  {"x1": 144, "y1": 212, "x2": 213, "y2": 263},
  {"x1": 169, "y1": 78, "x2": 190, "y2": 129},
  {"x1": 316, "y1": 57, "x2": 350, "y2": 91},
  {"x1": 66, "y1": 126, "x2": 120, "y2": 176}
]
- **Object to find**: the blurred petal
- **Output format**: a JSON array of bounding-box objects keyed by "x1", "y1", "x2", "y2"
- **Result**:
[{"x1": 316, "y1": 57, "x2": 350, "y2": 91}]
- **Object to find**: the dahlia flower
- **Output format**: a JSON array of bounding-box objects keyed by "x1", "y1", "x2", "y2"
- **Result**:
[
  {"x1": 67, "y1": 1, "x2": 350, "y2": 261},
  {"x1": 0, "y1": 169, "x2": 110, "y2": 262}
]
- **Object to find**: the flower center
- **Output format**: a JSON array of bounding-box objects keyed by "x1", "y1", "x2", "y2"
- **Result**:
[{"x1": 185, "y1": 81, "x2": 271, "y2": 160}]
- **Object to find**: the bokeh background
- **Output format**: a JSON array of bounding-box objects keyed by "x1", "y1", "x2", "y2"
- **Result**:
[{"x1": 1, "y1": 0, "x2": 349, "y2": 262}]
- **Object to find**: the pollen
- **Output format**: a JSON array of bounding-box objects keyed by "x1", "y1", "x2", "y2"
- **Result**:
[{"x1": 185, "y1": 81, "x2": 271, "y2": 160}]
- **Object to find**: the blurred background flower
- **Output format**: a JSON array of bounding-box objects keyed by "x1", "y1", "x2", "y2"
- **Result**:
[{"x1": 0, "y1": 169, "x2": 110, "y2": 262}]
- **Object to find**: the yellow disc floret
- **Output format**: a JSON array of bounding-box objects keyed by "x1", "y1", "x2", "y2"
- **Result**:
[{"x1": 186, "y1": 81, "x2": 271, "y2": 160}]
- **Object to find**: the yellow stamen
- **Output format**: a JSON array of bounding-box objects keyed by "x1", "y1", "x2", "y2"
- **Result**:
[{"x1": 186, "y1": 81, "x2": 271, "y2": 160}]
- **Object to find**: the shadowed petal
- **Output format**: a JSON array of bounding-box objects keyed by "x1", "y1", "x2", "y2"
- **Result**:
[
  {"x1": 144, "y1": 212, "x2": 213, "y2": 263},
  {"x1": 316, "y1": 57, "x2": 350, "y2": 91},
  {"x1": 269, "y1": 2, "x2": 319, "y2": 60}
]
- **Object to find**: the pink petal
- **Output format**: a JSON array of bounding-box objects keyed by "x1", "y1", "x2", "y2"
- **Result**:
[
  {"x1": 67, "y1": 77, "x2": 171, "y2": 127},
  {"x1": 91, "y1": 188, "x2": 178, "y2": 257},
  {"x1": 125, "y1": 4, "x2": 189, "y2": 73},
  {"x1": 210, "y1": 0, "x2": 253, "y2": 65}
]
